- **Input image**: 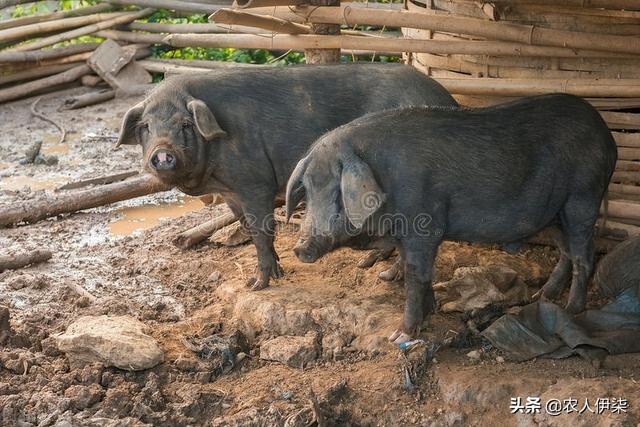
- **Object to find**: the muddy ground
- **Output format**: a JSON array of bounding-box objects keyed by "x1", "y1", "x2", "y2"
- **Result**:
[{"x1": 1, "y1": 87, "x2": 639, "y2": 427}]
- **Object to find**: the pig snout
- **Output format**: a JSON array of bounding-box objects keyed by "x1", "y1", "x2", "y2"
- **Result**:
[
  {"x1": 149, "y1": 149, "x2": 177, "y2": 171},
  {"x1": 293, "y1": 235, "x2": 332, "y2": 263}
]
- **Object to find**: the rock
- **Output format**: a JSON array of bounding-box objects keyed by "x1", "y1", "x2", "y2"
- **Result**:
[
  {"x1": 210, "y1": 222, "x2": 251, "y2": 247},
  {"x1": 0, "y1": 306, "x2": 10, "y2": 345},
  {"x1": 64, "y1": 384, "x2": 104, "y2": 410},
  {"x1": 207, "y1": 271, "x2": 222, "y2": 283},
  {"x1": 495, "y1": 356, "x2": 505, "y2": 363},
  {"x1": 55, "y1": 316, "x2": 164, "y2": 371},
  {"x1": 260, "y1": 333, "x2": 318, "y2": 367},
  {"x1": 466, "y1": 350, "x2": 481, "y2": 360}
]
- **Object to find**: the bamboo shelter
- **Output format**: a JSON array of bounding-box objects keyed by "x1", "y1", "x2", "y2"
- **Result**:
[{"x1": 0, "y1": 0, "x2": 639, "y2": 244}]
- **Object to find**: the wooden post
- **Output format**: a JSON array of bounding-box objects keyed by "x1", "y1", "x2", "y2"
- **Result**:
[{"x1": 304, "y1": 0, "x2": 341, "y2": 64}]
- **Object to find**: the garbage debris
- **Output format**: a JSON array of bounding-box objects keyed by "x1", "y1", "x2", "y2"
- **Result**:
[
  {"x1": 483, "y1": 237, "x2": 640, "y2": 362},
  {"x1": 434, "y1": 265, "x2": 529, "y2": 313}
]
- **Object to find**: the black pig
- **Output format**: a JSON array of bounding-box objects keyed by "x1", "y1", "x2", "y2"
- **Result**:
[
  {"x1": 116, "y1": 64, "x2": 457, "y2": 290},
  {"x1": 286, "y1": 94, "x2": 617, "y2": 343}
]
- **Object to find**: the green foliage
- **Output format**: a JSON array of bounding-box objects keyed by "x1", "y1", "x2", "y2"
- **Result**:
[
  {"x1": 58, "y1": 0, "x2": 99, "y2": 10},
  {"x1": 146, "y1": 10, "x2": 305, "y2": 68}
]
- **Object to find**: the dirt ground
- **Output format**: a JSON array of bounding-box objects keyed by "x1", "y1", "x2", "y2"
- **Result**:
[{"x1": 1, "y1": 87, "x2": 639, "y2": 427}]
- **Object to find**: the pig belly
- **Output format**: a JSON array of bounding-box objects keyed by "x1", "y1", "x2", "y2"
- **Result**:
[{"x1": 443, "y1": 192, "x2": 565, "y2": 244}]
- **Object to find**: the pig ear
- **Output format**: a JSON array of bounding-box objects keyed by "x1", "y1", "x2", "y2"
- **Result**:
[
  {"x1": 115, "y1": 101, "x2": 145, "y2": 148},
  {"x1": 285, "y1": 156, "x2": 309, "y2": 222},
  {"x1": 187, "y1": 99, "x2": 227, "y2": 141},
  {"x1": 341, "y1": 155, "x2": 385, "y2": 229}
]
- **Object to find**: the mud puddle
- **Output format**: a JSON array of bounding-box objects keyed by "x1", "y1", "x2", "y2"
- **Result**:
[
  {"x1": 0, "y1": 175, "x2": 67, "y2": 191},
  {"x1": 108, "y1": 196, "x2": 205, "y2": 236}
]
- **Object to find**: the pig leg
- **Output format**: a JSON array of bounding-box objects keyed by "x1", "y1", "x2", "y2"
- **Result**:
[
  {"x1": 561, "y1": 198, "x2": 598, "y2": 314},
  {"x1": 236, "y1": 195, "x2": 284, "y2": 291},
  {"x1": 357, "y1": 244, "x2": 395, "y2": 269},
  {"x1": 539, "y1": 226, "x2": 572, "y2": 299},
  {"x1": 389, "y1": 239, "x2": 440, "y2": 344}
]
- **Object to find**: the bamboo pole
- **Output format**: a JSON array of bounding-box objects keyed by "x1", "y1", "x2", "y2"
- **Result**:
[
  {"x1": 81, "y1": 75, "x2": 104, "y2": 87},
  {"x1": 489, "y1": 0, "x2": 640, "y2": 11},
  {"x1": 0, "y1": 64, "x2": 92, "y2": 104},
  {"x1": 416, "y1": 53, "x2": 616, "y2": 79},
  {"x1": 433, "y1": 77, "x2": 640, "y2": 98},
  {"x1": 173, "y1": 207, "x2": 238, "y2": 249},
  {"x1": 138, "y1": 60, "x2": 214, "y2": 75},
  {"x1": 0, "y1": 174, "x2": 171, "y2": 227},
  {"x1": 108, "y1": 0, "x2": 222, "y2": 13},
  {"x1": 610, "y1": 183, "x2": 640, "y2": 197},
  {"x1": 12, "y1": 8, "x2": 155, "y2": 52},
  {"x1": 211, "y1": 9, "x2": 310, "y2": 34},
  {"x1": 0, "y1": 63, "x2": 81, "y2": 86},
  {"x1": 0, "y1": 250, "x2": 52, "y2": 273},
  {"x1": 612, "y1": 171, "x2": 640, "y2": 183},
  {"x1": 613, "y1": 132, "x2": 640, "y2": 148},
  {"x1": 0, "y1": 11, "x2": 125, "y2": 43},
  {"x1": 61, "y1": 89, "x2": 116, "y2": 110},
  {"x1": 608, "y1": 200, "x2": 640, "y2": 222},
  {"x1": 95, "y1": 29, "x2": 166, "y2": 44},
  {"x1": 235, "y1": 0, "x2": 307, "y2": 8},
  {"x1": 496, "y1": 3, "x2": 640, "y2": 21},
  {"x1": 616, "y1": 161, "x2": 640, "y2": 171},
  {"x1": 124, "y1": 21, "x2": 263, "y2": 34},
  {"x1": 241, "y1": 6, "x2": 640, "y2": 55},
  {"x1": 602, "y1": 112, "x2": 640, "y2": 130},
  {"x1": 164, "y1": 32, "x2": 638, "y2": 59},
  {"x1": 0, "y1": 0, "x2": 32, "y2": 10},
  {"x1": 0, "y1": 3, "x2": 114, "y2": 31},
  {"x1": 618, "y1": 149, "x2": 640, "y2": 161},
  {"x1": 142, "y1": 58, "x2": 258, "y2": 69},
  {"x1": 0, "y1": 43, "x2": 99, "y2": 63}
]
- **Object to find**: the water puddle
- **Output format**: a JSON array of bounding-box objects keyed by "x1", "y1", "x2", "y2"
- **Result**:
[
  {"x1": 108, "y1": 197, "x2": 204, "y2": 236},
  {"x1": 41, "y1": 133, "x2": 70, "y2": 155},
  {"x1": 0, "y1": 175, "x2": 66, "y2": 191}
]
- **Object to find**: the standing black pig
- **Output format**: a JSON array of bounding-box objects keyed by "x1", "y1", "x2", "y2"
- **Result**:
[
  {"x1": 115, "y1": 64, "x2": 457, "y2": 290},
  {"x1": 286, "y1": 94, "x2": 617, "y2": 344}
]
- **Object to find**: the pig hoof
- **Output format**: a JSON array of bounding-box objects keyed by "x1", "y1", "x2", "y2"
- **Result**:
[
  {"x1": 564, "y1": 298, "x2": 586, "y2": 315},
  {"x1": 379, "y1": 267, "x2": 403, "y2": 282},
  {"x1": 531, "y1": 289, "x2": 542, "y2": 301},
  {"x1": 357, "y1": 252, "x2": 379, "y2": 269},
  {"x1": 272, "y1": 263, "x2": 284, "y2": 279},
  {"x1": 246, "y1": 277, "x2": 268, "y2": 291},
  {"x1": 388, "y1": 329, "x2": 412, "y2": 344}
]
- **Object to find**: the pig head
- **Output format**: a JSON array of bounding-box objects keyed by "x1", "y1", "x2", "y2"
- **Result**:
[
  {"x1": 116, "y1": 95, "x2": 226, "y2": 193},
  {"x1": 286, "y1": 142, "x2": 387, "y2": 263}
]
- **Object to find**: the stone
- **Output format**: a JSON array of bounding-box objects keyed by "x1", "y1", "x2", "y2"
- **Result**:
[
  {"x1": 64, "y1": 384, "x2": 104, "y2": 410},
  {"x1": 259, "y1": 333, "x2": 318, "y2": 367},
  {"x1": 207, "y1": 271, "x2": 222, "y2": 283},
  {"x1": 210, "y1": 222, "x2": 251, "y2": 247},
  {"x1": 466, "y1": 350, "x2": 481, "y2": 360},
  {"x1": 55, "y1": 316, "x2": 164, "y2": 371}
]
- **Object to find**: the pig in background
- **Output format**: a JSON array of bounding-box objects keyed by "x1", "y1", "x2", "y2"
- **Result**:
[
  {"x1": 115, "y1": 63, "x2": 458, "y2": 290},
  {"x1": 286, "y1": 94, "x2": 617, "y2": 344}
]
